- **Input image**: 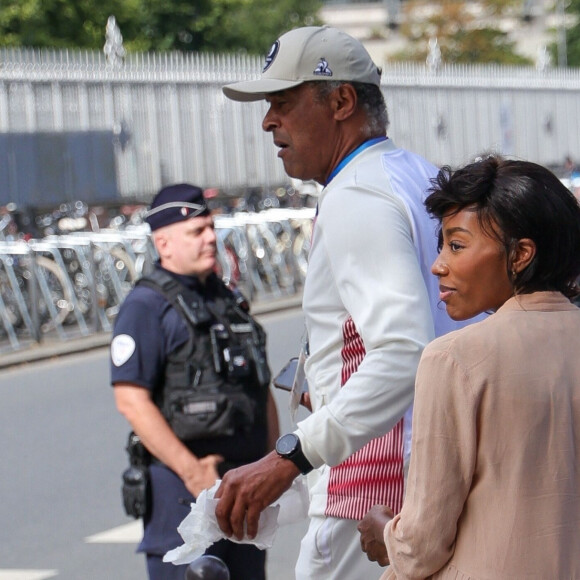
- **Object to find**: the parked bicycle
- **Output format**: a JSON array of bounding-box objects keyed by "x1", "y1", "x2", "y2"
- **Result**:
[{"x1": 0, "y1": 206, "x2": 315, "y2": 354}]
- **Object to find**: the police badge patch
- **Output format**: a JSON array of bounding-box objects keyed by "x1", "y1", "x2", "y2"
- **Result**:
[
  {"x1": 262, "y1": 41, "x2": 280, "y2": 72},
  {"x1": 111, "y1": 334, "x2": 136, "y2": 366}
]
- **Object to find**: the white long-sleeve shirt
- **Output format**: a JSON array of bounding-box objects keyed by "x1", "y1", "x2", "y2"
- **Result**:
[{"x1": 297, "y1": 138, "x2": 468, "y2": 520}]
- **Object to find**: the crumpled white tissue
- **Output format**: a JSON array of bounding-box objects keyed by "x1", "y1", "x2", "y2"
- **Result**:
[{"x1": 163, "y1": 476, "x2": 309, "y2": 566}]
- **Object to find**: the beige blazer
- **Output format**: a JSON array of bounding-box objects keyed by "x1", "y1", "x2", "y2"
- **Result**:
[{"x1": 381, "y1": 292, "x2": 580, "y2": 580}]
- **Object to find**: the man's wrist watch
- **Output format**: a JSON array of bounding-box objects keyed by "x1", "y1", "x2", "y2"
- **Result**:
[{"x1": 275, "y1": 433, "x2": 313, "y2": 475}]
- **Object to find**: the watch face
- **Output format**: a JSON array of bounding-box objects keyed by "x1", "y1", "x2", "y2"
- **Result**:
[{"x1": 277, "y1": 433, "x2": 298, "y2": 455}]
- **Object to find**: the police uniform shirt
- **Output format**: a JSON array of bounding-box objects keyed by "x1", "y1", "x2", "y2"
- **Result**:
[
  {"x1": 110, "y1": 264, "x2": 267, "y2": 464},
  {"x1": 111, "y1": 265, "x2": 269, "y2": 555}
]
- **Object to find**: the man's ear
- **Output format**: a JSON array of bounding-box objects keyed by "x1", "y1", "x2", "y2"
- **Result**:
[
  {"x1": 331, "y1": 83, "x2": 358, "y2": 121},
  {"x1": 153, "y1": 231, "x2": 169, "y2": 259},
  {"x1": 512, "y1": 238, "x2": 536, "y2": 274}
]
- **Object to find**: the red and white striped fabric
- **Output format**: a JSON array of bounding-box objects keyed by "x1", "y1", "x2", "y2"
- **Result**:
[
  {"x1": 326, "y1": 316, "x2": 405, "y2": 520},
  {"x1": 298, "y1": 139, "x2": 470, "y2": 527}
]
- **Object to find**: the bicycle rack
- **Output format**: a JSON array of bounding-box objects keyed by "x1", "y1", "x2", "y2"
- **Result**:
[
  {"x1": 29, "y1": 240, "x2": 91, "y2": 339},
  {"x1": 0, "y1": 208, "x2": 315, "y2": 354},
  {"x1": 0, "y1": 242, "x2": 38, "y2": 348}
]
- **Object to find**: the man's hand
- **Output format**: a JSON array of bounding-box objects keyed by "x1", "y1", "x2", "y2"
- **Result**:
[
  {"x1": 357, "y1": 504, "x2": 394, "y2": 567},
  {"x1": 182, "y1": 454, "x2": 223, "y2": 498},
  {"x1": 300, "y1": 392, "x2": 312, "y2": 411},
  {"x1": 114, "y1": 384, "x2": 224, "y2": 498},
  {"x1": 214, "y1": 451, "x2": 299, "y2": 540}
]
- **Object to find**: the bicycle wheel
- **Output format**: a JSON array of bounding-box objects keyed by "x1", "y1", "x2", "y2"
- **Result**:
[
  {"x1": 0, "y1": 267, "x2": 22, "y2": 334},
  {"x1": 34, "y1": 255, "x2": 74, "y2": 333},
  {"x1": 96, "y1": 245, "x2": 138, "y2": 322}
]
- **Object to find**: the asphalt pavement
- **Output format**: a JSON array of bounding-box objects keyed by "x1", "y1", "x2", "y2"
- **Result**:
[{"x1": 0, "y1": 301, "x2": 310, "y2": 580}]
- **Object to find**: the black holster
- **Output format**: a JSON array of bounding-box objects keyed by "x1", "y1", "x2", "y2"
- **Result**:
[{"x1": 121, "y1": 432, "x2": 151, "y2": 519}]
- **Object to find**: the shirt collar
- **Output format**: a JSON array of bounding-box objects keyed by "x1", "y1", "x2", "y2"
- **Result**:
[
  {"x1": 325, "y1": 136, "x2": 388, "y2": 185},
  {"x1": 498, "y1": 291, "x2": 577, "y2": 313},
  {"x1": 155, "y1": 262, "x2": 216, "y2": 294}
]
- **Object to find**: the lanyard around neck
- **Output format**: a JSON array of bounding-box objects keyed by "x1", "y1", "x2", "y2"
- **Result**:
[{"x1": 325, "y1": 136, "x2": 387, "y2": 185}]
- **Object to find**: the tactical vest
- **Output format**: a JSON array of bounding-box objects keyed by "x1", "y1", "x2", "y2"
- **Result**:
[{"x1": 137, "y1": 268, "x2": 271, "y2": 442}]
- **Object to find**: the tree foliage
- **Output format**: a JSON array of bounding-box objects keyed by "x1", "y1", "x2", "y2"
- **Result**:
[
  {"x1": 556, "y1": 0, "x2": 580, "y2": 67},
  {"x1": 392, "y1": 0, "x2": 532, "y2": 65},
  {"x1": 0, "y1": 0, "x2": 321, "y2": 55},
  {"x1": 567, "y1": 21, "x2": 580, "y2": 67}
]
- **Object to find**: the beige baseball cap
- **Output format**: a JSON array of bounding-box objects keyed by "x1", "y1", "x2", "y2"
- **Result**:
[{"x1": 222, "y1": 26, "x2": 382, "y2": 102}]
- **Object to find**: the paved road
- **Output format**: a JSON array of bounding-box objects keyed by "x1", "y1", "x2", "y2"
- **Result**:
[{"x1": 0, "y1": 306, "x2": 309, "y2": 580}]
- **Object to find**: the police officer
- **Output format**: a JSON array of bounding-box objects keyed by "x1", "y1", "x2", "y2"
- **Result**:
[{"x1": 111, "y1": 183, "x2": 279, "y2": 580}]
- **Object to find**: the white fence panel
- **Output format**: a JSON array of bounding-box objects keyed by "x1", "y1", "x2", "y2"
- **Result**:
[{"x1": 1, "y1": 50, "x2": 580, "y2": 205}]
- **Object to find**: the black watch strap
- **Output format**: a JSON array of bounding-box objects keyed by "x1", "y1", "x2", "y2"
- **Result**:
[
  {"x1": 276, "y1": 433, "x2": 313, "y2": 475},
  {"x1": 288, "y1": 447, "x2": 313, "y2": 475}
]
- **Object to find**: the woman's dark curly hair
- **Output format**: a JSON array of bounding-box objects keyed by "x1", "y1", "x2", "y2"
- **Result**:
[{"x1": 425, "y1": 155, "x2": 580, "y2": 299}]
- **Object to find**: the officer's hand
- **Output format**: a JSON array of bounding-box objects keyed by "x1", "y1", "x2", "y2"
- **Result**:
[
  {"x1": 183, "y1": 454, "x2": 223, "y2": 498},
  {"x1": 357, "y1": 504, "x2": 393, "y2": 567},
  {"x1": 214, "y1": 451, "x2": 299, "y2": 540}
]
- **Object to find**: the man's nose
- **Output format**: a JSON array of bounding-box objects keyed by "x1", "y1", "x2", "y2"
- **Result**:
[{"x1": 262, "y1": 108, "x2": 278, "y2": 132}]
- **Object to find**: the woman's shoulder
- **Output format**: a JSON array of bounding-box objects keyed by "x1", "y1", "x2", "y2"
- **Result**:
[
  {"x1": 417, "y1": 318, "x2": 501, "y2": 392},
  {"x1": 424, "y1": 314, "x2": 498, "y2": 360}
]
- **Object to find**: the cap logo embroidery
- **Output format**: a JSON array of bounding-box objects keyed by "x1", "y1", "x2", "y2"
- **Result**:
[
  {"x1": 313, "y1": 58, "x2": 333, "y2": 77},
  {"x1": 263, "y1": 41, "x2": 280, "y2": 72}
]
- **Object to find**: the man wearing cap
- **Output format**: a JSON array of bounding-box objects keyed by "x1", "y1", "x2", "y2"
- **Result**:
[
  {"x1": 111, "y1": 183, "x2": 279, "y2": 580},
  {"x1": 214, "y1": 26, "x2": 472, "y2": 578}
]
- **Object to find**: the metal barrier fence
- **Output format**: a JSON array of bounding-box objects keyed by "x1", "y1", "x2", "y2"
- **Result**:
[
  {"x1": 1, "y1": 48, "x2": 580, "y2": 206},
  {"x1": 381, "y1": 62, "x2": 580, "y2": 171},
  {"x1": 0, "y1": 49, "x2": 286, "y2": 204},
  {"x1": 0, "y1": 207, "x2": 314, "y2": 354}
]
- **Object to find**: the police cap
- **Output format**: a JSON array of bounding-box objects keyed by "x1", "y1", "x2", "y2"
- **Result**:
[{"x1": 145, "y1": 183, "x2": 210, "y2": 232}]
